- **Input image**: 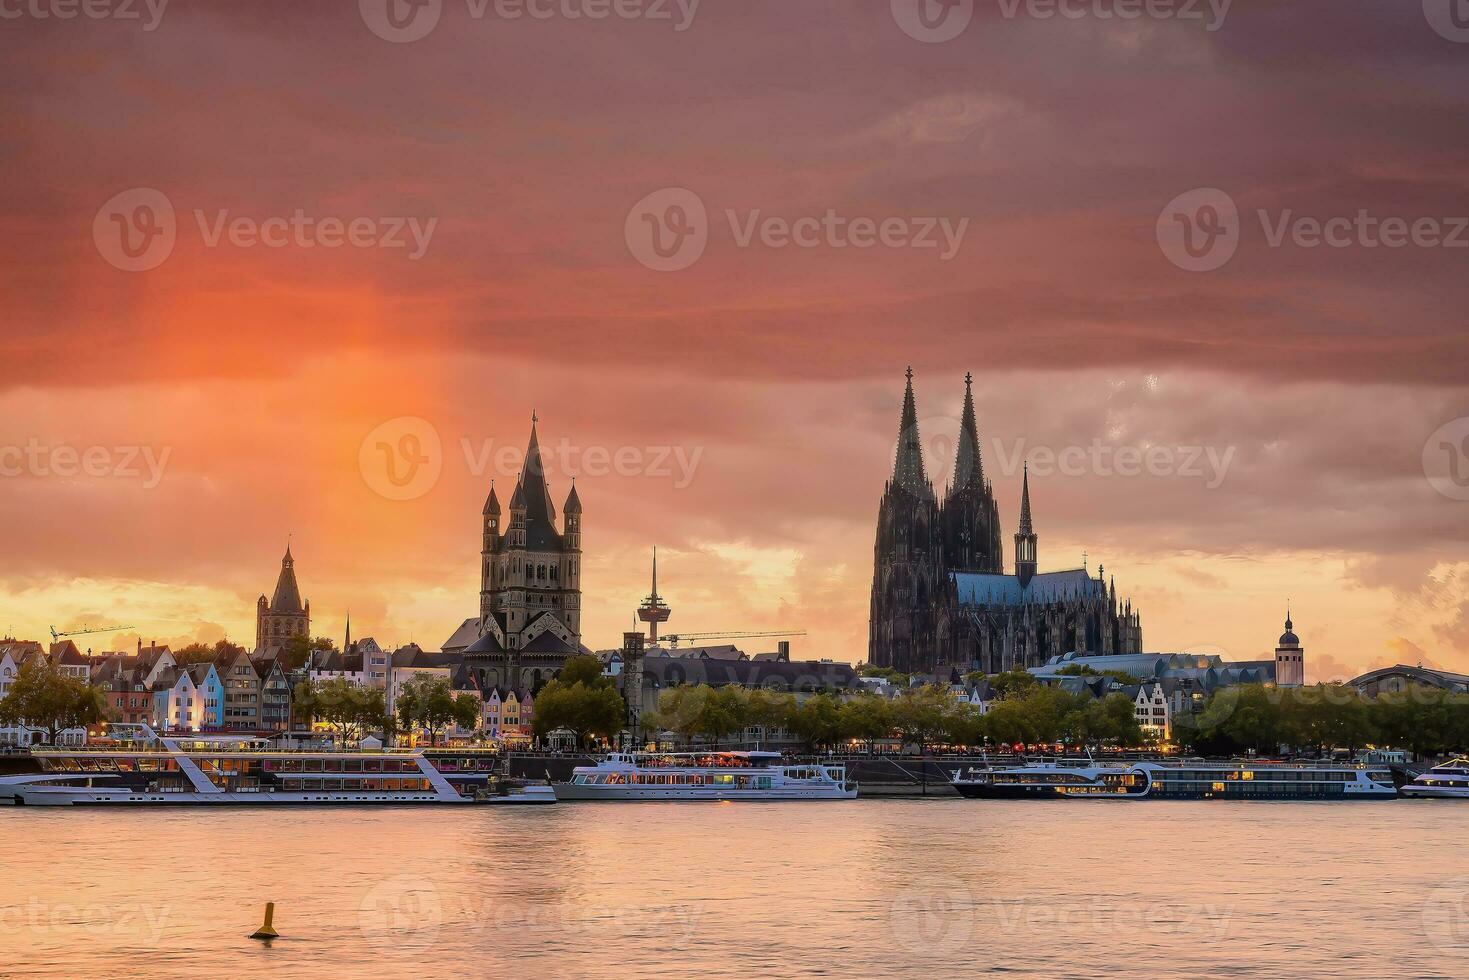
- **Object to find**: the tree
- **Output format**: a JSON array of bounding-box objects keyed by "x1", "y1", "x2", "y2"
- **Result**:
[
  {"x1": 890, "y1": 685, "x2": 965, "y2": 752},
  {"x1": 558, "y1": 655, "x2": 609, "y2": 689},
  {"x1": 282, "y1": 634, "x2": 337, "y2": 671},
  {"x1": 789, "y1": 694, "x2": 843, "y2": 751},
  {"x1": 0, "y1": 659, "x2": 108, "y2": 744},
  {"x1": 839, "y1": 694, "x2": 893, "y2": 750},
  {"x1": 532, "y1": 674, "x2": 626, "y2": 749},
  {"x1": 293, "y1": 678, "x2": 385, "y2": 746},
  {"x1": 395, "y1": 675, "x2": 480, "y2": 746},
  {"x1": 988, "y1": 669, "x2": 1038, "y2": 701}
]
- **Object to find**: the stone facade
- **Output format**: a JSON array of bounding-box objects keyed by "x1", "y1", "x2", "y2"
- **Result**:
[
  {"x1": 462, "y1": 417, "x2": 582, "y2": 692},
  {"x1": 869, "y1": 370, "x2": 1143, "y2": 675}
]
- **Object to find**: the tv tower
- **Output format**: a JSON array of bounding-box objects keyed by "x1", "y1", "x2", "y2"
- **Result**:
[{"x1": 637, "y1": 547, "x2": 672, "y2": 645}]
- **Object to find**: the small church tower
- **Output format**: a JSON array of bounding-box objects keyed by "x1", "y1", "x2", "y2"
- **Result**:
[
  {"x1": 1274, "y1": 609, "x2": 1305, "y2": 687},
  {"x1": 255, "y1": 545, "x2": 310, "y2": 652}
]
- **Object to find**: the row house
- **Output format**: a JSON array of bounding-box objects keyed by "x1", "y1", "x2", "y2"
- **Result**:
[
  {"x1": 216, "y1": 648, "x2": 262, "y2": 729},
  {"x1": 185, "y1": 663, "x2": 225, "y2": 729},
  {"x1": 151, "y1": 668, "x2": 205, "y2": 732},
  {"x1": 482, "y1": 687, "x2": 534, "y2": 742}
]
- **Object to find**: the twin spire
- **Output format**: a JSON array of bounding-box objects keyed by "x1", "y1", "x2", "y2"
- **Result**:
[{"x1": 891, "y1": 367, "x2": 988, "y2": 496}]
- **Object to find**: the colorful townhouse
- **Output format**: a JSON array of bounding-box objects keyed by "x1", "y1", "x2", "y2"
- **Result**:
[
  {"x1": 215, "y1": 648, "x2": 262, "y2": 729},
  {"x1": 186, "y1": 662, "x2": 225, "y2": 730},
  {"x1": 151, "y1": 667, "x2": 204, "y2": 732}
]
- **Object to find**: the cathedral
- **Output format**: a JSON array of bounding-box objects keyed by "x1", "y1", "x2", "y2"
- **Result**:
[
  {"x1": 868, "y1": 370, "x2": 1142, "y2": 675},
  {"x1": 457, "y1": 416, "x2": 584, "y2": 692}
]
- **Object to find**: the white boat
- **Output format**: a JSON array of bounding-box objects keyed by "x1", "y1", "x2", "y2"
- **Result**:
[
  {"x1": 951, "y1": 758, "x2": 1398, "y2": 800},
  {"x1": 554, "y1": 751, "x2": 857, "y2": 801},
  {"x1": 1400, "y1": 758, "x2": 1469, "y2": 799},
  {"x1": 0, "y1": 725, "x2": 478, "y2": 806}
]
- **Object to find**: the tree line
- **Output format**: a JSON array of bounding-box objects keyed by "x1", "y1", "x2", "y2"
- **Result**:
[
  {"x1": 642, "y1": 681, "x2": 1146, "y2": 752},
  {"x1": 1175, "y1": 683, "x2": 1469, "y2": 757}
]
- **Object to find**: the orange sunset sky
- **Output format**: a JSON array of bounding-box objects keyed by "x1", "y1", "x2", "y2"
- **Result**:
[{"x1": 2, "y1": 1, "x2": 1467, "y2": 680}]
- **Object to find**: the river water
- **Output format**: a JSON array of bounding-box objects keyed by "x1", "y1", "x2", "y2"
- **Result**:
[{"x1": 2, "y1": 800, "x2": 1465, "y2": 978}]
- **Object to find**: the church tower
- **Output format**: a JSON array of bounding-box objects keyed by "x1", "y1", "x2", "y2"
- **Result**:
[
  {"x1": 1274, "y1": 610, "x2": 1305, "y2": 687},
  {"x1": 465, "y1": 415, "x2": 583, "y2": 692},
  {"x1": 869, "y1": 368, "x2": 944, "y2": 672},
  {"x1": 1014, "y1": 464, "x2": 1038, "y2": 589},
  {"x1": 255, "y1": 545, "x2": 310, "y2": 652},
  {"x1": 939, "y1": 373, "x2": 1004, "y2": 573}
]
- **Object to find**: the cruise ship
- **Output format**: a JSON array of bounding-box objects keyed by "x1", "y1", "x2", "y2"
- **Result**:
[
  {"x1": 554, "y1": 751, "x2": 857, "y2": 801},
  {"x1": 949, "y1": 758, "x2": 1397, "y2": 800},
  {"x1": 1399, "y1": 758, "x2": 1469, "y2": 799},
  {"x1": 0, "y1": 726, "x2": 550, "y2": 806}
]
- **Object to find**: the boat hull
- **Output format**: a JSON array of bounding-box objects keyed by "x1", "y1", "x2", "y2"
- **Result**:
[{"x1": 553, "y1": 784, "x2": 856, "y2": 802}]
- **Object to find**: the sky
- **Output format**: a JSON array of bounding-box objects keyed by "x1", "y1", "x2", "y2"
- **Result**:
[{"x1": 1, "y1": 0, "x2": 1467, "y2": 680}]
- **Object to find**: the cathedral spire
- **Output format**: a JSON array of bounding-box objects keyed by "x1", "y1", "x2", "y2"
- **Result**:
[
  {"x1": 953, "y1": 371, "x2": 985, "y2": 490},
  {"x1": 1014, "y1": 464, "x2": 1037, "y2": 589},
  {"x1": 892, "y1": 367, "x2": 932, "y2": 498}
]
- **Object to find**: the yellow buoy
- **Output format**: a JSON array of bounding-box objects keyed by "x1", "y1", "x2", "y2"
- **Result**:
[{"x1": 249, "y1": 902, "x2": 279, "y2": 940}]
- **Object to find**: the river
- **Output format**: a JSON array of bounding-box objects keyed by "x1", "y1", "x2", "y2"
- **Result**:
[{"x1": 2, "y1": 800, "x2": 1464, "y2": 978}]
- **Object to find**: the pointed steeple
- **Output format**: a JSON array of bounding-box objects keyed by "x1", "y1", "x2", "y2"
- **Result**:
[
  {"x1": 563, "y1": 479, "x2": 581, "y2": 515},
  {"x1": 1018, "y1": 464, "x2": 1034, "y2": 536},
  {"x1": 344, "y1": 610, "x2": 352, "y2": 653},
  {"x1": 953, "y1": 371, "x2": 985, "y2": 490},
  {"x1": 892, "y1": 367, "x2": 932, "y2": 498},
  {"x1": 1014, "y1": 464, "x2": 1037, "y2": 589},
  {"x1": 271, "y1": 545, "x2": 304, "y2": 615},
  {"x1": 513, "y1": 413, "x2": 561, "y2": 549},
  {"x1": 483, "y1": 481, "x2": 501, "y2": 516}
]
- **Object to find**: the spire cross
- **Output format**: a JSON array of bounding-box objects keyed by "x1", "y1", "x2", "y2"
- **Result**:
[
  {"x1": 905, "y1": 366, "x2": 913, "y2": 382},
  {"x1": 965, "y1": 372, "x2": 972, "y2": 386}
]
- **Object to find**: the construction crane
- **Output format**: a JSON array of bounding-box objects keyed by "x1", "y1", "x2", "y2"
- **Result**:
[
  {"x1": 49, "y1": 624, "x2": 133, "y2": 643},
  {"x1": 662, "y1": 629, "x2": 806, "y2": 650}
]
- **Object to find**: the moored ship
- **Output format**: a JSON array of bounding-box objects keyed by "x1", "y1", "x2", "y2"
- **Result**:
[
  {"x1": 1399, "y1": 758, "x2": 1469, "y2": 799},
  {"x1": 0, "y1": 726, "x2": 533, "y2": 806},
  {"x1": 950, "y1": 758, "x2": 1397, "y2": 800},
  {"x1": 554, "y1": 751, "x2": 857, "y2": 801}
]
